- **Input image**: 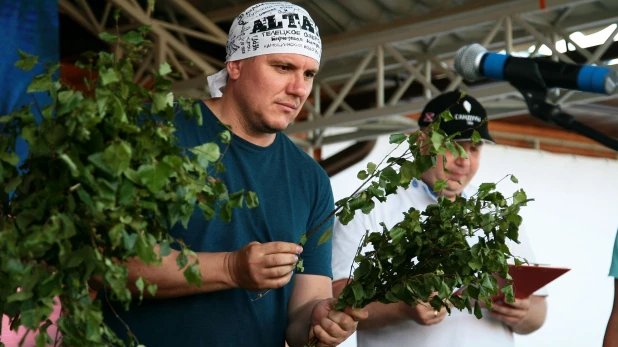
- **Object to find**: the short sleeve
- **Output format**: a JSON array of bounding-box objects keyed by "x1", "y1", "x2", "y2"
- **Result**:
[
  {"x1": 300, "y1": 170, "x2": 335, "y2": 278},
  {"x1": 331, "y1": 210, "x2": 375, "y2": 281},
  {"x1": 609, "y1": 229, "x2": 618, "y2": 278}
]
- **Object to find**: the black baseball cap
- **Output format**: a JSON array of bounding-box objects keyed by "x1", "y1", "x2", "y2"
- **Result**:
[{"x1": 418, "y1": 91, "x2": 495, "y2": 144}]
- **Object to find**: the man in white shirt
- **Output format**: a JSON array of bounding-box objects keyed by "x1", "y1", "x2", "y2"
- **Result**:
[{"x1": 331, "y1": 91, "x2": 547, "y2": 347}]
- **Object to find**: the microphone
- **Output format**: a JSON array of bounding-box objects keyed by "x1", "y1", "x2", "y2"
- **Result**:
[{"x1": 454, "y1": 43, "x2": 618, "y2": 95}]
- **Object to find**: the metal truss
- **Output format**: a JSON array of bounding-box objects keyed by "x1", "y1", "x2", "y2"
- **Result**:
[
  {"x1": 286, "y1": 0, "x2": 618, "y2": 147},
  {"x1": 58, "y1": 0, "x2": 618, "y2": 148},
  {"x1": 58, "y1": 0, "x2": 226, "y2": 92}
]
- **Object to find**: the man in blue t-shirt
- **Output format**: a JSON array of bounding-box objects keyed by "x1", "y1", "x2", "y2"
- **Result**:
[
  {"x1": 102, "y1": 2, "x2": 367, "y2": 346},
  {"x1": 604, "y1": 229, "x2": 618, "y2": 346}
]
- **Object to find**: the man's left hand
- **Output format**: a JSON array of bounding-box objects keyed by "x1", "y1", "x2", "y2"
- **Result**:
[
  {"x1": 490, "y1": 297, "x2": 531, "y2": 327},
  {"x1": 309, "y1": 298, "x2": 368, "y2": 346}
]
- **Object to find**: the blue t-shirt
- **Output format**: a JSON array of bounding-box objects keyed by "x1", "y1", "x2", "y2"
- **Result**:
[
  {"x1": 610, "y1": 229, "x2": 618, "y2": 278},
  {"x1": 103, "y1": 102, "x2": 334, "y2": 346}
]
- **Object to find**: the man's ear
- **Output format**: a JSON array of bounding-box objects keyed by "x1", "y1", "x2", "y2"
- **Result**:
[{"x1": 227, "y1": 61, "x2": 241, "y2": 80}]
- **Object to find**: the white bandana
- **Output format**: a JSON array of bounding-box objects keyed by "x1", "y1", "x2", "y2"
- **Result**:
[{"x1": 207, "y1": 2, "x2": 322, "y2": 97}]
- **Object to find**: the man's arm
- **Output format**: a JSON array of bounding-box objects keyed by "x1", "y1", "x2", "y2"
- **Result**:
[
  {"x1": 490, "y1": 295, "x2": 547, "y2": 334},
  {"x1": 286, "y1": 274, "x2": 367, "y2": 347},
  {"x1": 604, "y1": 279, "x2": 618, "y2": 347},
  {"x1": 93, "y1": 241, "x2": 301, "y2": 299},
  {"x1": 332, "y1": 279, "x2": 448, "y2": 330}
]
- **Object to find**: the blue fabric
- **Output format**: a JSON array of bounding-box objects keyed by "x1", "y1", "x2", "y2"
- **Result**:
[
  {"x1": 609, "y1": 229, "x2": 618, "y2": 278},
  {"x1": 103, "y1": 102, "x2": 334, "y2": 346},
  {"x1": 0, "y1": 0, "x2": 58, "y2": 200}
]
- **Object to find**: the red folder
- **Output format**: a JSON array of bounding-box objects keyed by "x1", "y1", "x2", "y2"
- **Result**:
[
  {"x1": 507, "y1": 264, "x2": 570, "y2": 298},
  {"x1": 454, "y1": 264, "x2": 570, "y2": 302}
]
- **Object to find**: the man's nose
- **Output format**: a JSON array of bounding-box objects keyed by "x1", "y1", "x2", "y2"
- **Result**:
[{"x1": 287, "y1": 73, "x2": 310, "y2": 99}]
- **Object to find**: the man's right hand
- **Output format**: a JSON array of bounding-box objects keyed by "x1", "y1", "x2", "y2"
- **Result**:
[
  {"x1": 400, "y1": 292, "x2": 449, "y2": 326},
  {"x1": 226, "y1": 241, "x2": 302, "y2": 291}
]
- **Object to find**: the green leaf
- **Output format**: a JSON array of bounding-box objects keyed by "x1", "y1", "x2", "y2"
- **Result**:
[
  {"x1": 357, "y1": 170, "x2": 368, "y2": 180},
  {"x1": 399, "y1": 160, "x2": 417, "y2": 185},
  {"x1": 445, "y1": 141, "x2": 457, "y2": 158},
  {"x1": 440, "y1": 109, "x2": 454, "y2": 121},
  {"x1": 478, "y1": 182, "x2": 496, "y2": 193},
  {"x1": 438, "y1": 281, "x2": 450, "y2": 299},
  {"x1": 88, "y1": 152, "x2": 115, "y2": 176},
  {"x1": 27, "y1": 74, "x2": 53, "y2": 92},
  {"x1": 152, "y1": 92, "x2": 174, "y2": 113},
  {"x1": 176, "y1": 252, "x2": 188, "y2": 269},
  {"x1": 230, "y1": 190, "x2": 244, "y2": 208},
  {"x1": 218, "y1": 129, "x2": 231, "y2": 144},
  {"x1": 360, "y1": 199, "x2": 375, "y2": 214},
  {"x1": 510, "y1": 175, "x2": 519, "y2": 184},
  {"x1": 482, "y1": 274, "x2": 493, "y2": 291},
  {"x1": 389, "y1": 133, "x2": 406, "y2": 144},
  {"x1": 244, "y1": 191, "x2": 259, "y2": 208},
  {"x1": 471, "y1": 130, "x2": 482, "y2": 145},
  {"x1": 148, "y1": 0, "x2": 155, "y2": 11},
  {"x1": 123, "y1": 231, "x2": 138, "y2": 252},
  {"x1": 184, "y1": 263, "x2": 202, "y2": 287},
  {"x1": 468, "y1": 259, "x2": 482, "y2": 271},
  {"x1": 0, "y1": 152, "x2": 20, "y2": 166},
  {"x1": 108, "y1": 224, "x2": 124, "y2": 249},
  {"x1": 98, "y1": 32, "x2": 118, "y2": 42},
  {"x1": 367, "y1": 162, "x2": 377, "y2": 175},
  {"x1": 430, "y1": 131, "x2": 444, "y2": 151},
  {"x1": 14, "y1": 50, "x2": 38, "y2": 71},
  {"x1": 135, "y1": 277, "x2": 144, "y2": 292},
  {"x1": 337, "y1": 207, "x2": 354, "y2": 225},
  {"x1": 456, "y1": 143, "x2": 468, "y2": 159},
  {"x1": 295, "y1": 258, "x2": 305, "y2": 272},
  {"x1": 299, "y1": 232, "x2": 308, "y2": 246},
  {"x1": 59, "y1": 154, "x2": 80, "y2": 177},
  {"x1": 122, "y1": 31, "x2": 144, "y2": 44},
  {"x1": 351, "y1": 282, "x2": 365, "y2": 301},
  {"x1": 99, "y1": 67, "x2": 119, "y2": 85},
  {"x1": 433, "y1": 180, "x2": 448, "y2": 192},
  {"x1": 137, "y1": 162, "x2": 174, "y2": 192},
  {"x1": 160, "y1": 239, "x2": 171, "y2": 257},
  {"x1": 474, "y1": 300, "x2": 483, "y2": 319},
  {"x1": 513, "y1": 191, "x2": 527, "y2": 205},
  {"x1": 4, "y1": 176, "x2": 22, "y2": 194},
  {"x1": 7, "y1": 290, "x2": 33, "y2": 303},
  {"x1": 147, "y1": 284, "x2": 158, "y2": 297},
  {"x1": 103, "y1": 141, "x2": 132, "y2": 176},
  {"x1": 317, "y1": 227, "x2": 332, "y2": 246},
  {"x1": 389, "y1": 227, "x2": 406, "y2": 243},
  {"x1": 502, "y1": 284, "x2": 515, "y2": 303},
  {"x1": 190, "y1": 142, "x2": 220, "y2": 162},
  {"x1": 159, "y1": 62, "x2": 172, "y2": 76}
]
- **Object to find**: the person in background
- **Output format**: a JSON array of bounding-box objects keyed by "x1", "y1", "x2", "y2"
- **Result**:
[
  {"x1": 331, "y1": 91, "x2": 547, "y2": 347},
  {"x1": 603, "y1": 229, "x2": 618, "y2": 346}
]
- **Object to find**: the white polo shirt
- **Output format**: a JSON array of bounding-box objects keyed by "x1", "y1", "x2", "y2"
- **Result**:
[{"x1": 331, "y1": 178, "x2": 545, "y2": 347}]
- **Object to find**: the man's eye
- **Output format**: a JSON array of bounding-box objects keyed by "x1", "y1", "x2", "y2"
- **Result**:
[
  {"x1": 277, "y1": 65, "x2": 289, "y2": 71},
  {"x1": 305, "y1": 72, "x2": 315, "y2": 78}
]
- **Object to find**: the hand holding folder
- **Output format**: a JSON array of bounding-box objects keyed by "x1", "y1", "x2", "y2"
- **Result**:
[{"x1": 454, "y1": 264, "x2": 570, "y2": 305}]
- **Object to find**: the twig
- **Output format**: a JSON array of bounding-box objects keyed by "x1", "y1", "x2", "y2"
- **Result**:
[{"x1": 103, "y1": 286, "x2": 140, "y2": 346}]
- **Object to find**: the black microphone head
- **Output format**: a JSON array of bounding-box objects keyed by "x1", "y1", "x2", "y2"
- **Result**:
[{"x1": 454, "y1": 43, "x2": 487, "y2": 82}]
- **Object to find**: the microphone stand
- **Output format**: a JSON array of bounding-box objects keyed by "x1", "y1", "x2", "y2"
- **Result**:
[{"x1": 504, "y1": 59, "x2": 618, "y2": 152}]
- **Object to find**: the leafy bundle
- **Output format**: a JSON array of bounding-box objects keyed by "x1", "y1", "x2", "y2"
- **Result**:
[
  {"x1": 0, "y1": 28, "x2": 256, "y2": 346},
  {"x1": 331, "y1": 128, "x2": 530, "y2": 314}
]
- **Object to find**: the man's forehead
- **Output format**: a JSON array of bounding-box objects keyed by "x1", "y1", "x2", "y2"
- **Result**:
[{"x1": 264, "y1": 53, "x2": 320, "y2": 68}]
